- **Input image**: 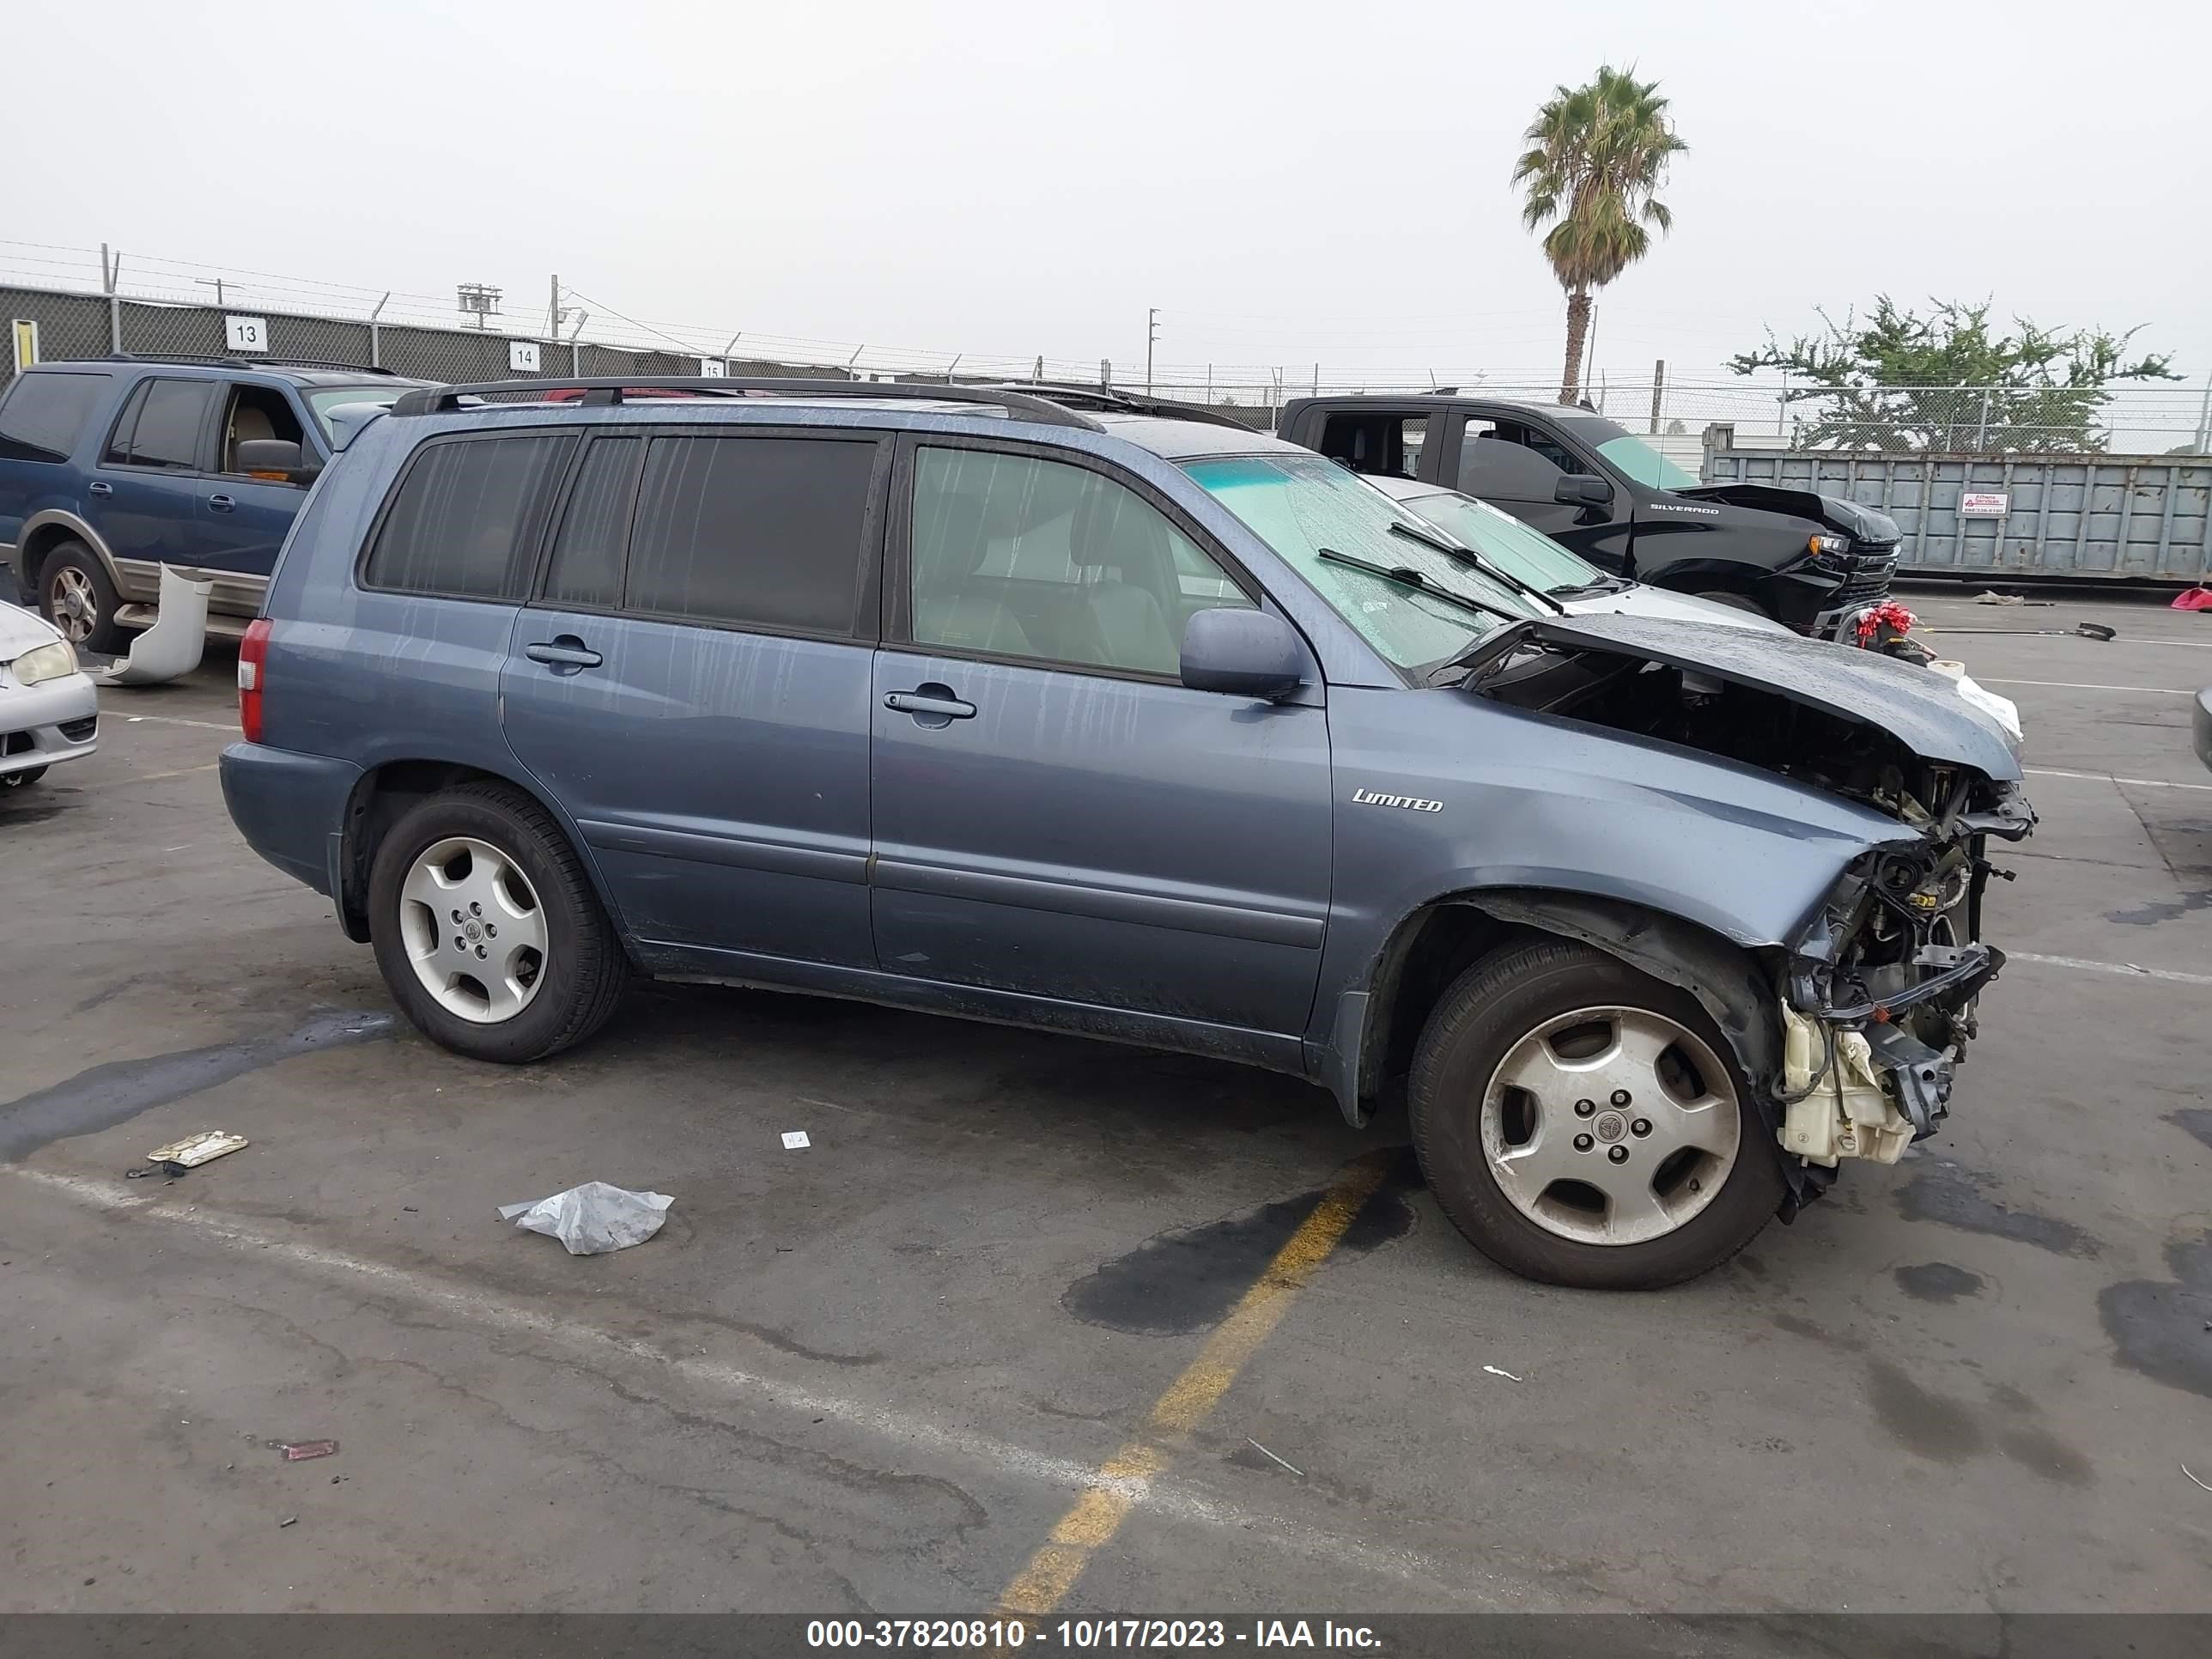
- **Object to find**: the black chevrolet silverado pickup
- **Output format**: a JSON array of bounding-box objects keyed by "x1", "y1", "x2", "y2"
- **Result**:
[{"x1": 1277, "y1": 393, "x2": 1899, "y2": 636}]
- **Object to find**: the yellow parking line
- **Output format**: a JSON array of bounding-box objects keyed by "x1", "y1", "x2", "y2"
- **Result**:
[{"x1": 993, "y1": 1153, "x2": 1392, "y2": 1622}]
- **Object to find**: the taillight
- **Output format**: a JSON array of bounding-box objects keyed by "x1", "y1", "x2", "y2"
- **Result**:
[{"x1": 239, "y1": 618, "x2": 271, "y2": 742}]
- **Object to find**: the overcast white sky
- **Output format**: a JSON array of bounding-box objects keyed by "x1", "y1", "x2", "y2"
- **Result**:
[{"x1": 7, "y1": 0, "x2": 2209, "y2": 400}]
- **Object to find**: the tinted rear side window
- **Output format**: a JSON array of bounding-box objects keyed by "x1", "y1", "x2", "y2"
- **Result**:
[
  {"x1": 123, "y1": 380, "x2": 218, "y2": 471},
  {"x1": 0, "y1": 372, "x2": 111, "y2": 464},
  {"x1": 364, "y1": 434, "x2": 575, "y2": 600},
  {"x1": 541, "y1": 438, "x2": 642, "y2": 609},
  {"x1": 625, "y1": 434, "x2": 877, "y2": 633}
]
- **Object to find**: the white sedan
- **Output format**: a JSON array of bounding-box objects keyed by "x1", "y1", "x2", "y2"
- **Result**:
[{"x1": 2, "y1": 599, "x2": 98, "y2": 790}]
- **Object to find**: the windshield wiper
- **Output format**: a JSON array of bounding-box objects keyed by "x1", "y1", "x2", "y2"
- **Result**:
[
  {"x1": 1547, "y1": 577, "x2": 1626, "y2": 599},
  {"x1": 1387, "y1": 521, "x2": 1567, "y2": 615},
  {"x1": 1316, "y1": 547, "x2": 1534, "y2": 630}
]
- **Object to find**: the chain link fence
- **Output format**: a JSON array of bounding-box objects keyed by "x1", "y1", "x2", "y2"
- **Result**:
[
  {"x1": 6, "y1": 248, "x2": 2208, "y2": 455},
  {"x1": 2, "y1": 284, "x2": 842, "y2": 395}
]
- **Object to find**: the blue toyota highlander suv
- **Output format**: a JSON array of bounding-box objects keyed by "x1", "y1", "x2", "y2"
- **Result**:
[
  {"x1": 220, "y1": 378, "x2": 2033, "y2": 1287},
  {"x1": 0, "y1": 356, "x2": 427, "y2": 651}
]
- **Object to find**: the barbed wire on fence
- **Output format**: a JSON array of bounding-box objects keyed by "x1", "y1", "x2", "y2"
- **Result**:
[{"x1": 3, "y1": 238, "x2": 2209, "y2": 453}]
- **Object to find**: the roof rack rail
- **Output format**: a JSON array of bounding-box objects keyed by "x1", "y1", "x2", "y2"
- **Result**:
[
  {"x1": 103, "y1": 353, "x2": 401, "y2": 375},
  {"x1": 386, "y1": 376, "x2": 1107, "y2": 429},
  {"x1": 989, "y1": 382, "x2": 1256, "y2": 431}
]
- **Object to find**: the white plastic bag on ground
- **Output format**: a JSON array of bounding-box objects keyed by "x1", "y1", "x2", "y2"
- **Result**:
[{"x1": 498, "y1": 1182, "x2": 673, "y2": 1255}]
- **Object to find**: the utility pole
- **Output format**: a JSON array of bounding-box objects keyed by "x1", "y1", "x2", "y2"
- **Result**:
[
  {"x1": 1650, "y1": 359, "x2": 1665, "y2": 434},
  {"x1": 2196, "y1": 375, "x2": 2212, "y2": 453},
  {"x1": 1145, "y1": 308, "x2": 1158, "y2": 394},
  {"x1": 1581, "y1": 303, "x2": 1599, "y2": 404},
  {"x1": 196, "y1": 276, "x2": 225, "y2": 307},
  {"x1": 101, "y1": 244, "x2": 121, "y2": 354}
]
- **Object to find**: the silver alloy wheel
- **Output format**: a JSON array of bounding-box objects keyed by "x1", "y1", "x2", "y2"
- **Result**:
[
  {"x1": 398, "y1": 836, "x2": 549, "y2": 1024},
  {"x1": 1480, "y1": 1005, "x2": 1741, "y2": 1246},
  {"x1": 49, "y1": 567, "x2": 96, "y2": 644}
]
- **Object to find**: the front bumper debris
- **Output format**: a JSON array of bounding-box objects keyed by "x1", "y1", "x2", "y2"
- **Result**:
[{"x1": 1777, "y1": 941, "x2": 2003, "y2": 1167}]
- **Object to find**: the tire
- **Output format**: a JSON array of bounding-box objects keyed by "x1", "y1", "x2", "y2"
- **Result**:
[
  {"x1": 1693, "y1": 589, "x2": 1774, "y2": 620},
  {"x1": 36, "y1": 541, "x2": 130, "y2": 654},
  {"x1": 2, "y1": 767, "x2": 48, "y2": 789},
  {"x1": 1409, "y1": 940, "x2": 1785, "y2": 1290},
  {"x1": 367, "y1": 782, "x2": 626, "y2": 1062}
]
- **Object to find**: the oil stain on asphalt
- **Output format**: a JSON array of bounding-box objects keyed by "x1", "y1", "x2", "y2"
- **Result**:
[
  {"x1": 2098, "y1": 1233, "x2": 2212, "y2": 1401},
  {"x1": 2104, "y1": 887, "x2": 2211, "y2": 927},
  {"x1": 1895, "y1": 1161, "x2": 2099, "y2": 1258},
  {"x1": 0, "y1": 1010, "x2": 396, "y2": 1160},
  {"x1": 2172, "y1": 1109, "x2": 2212, "y2": 1152},
  {"x1": 1062, "y1": 1147, "x2": 1421, "y2": 1335},
  {"x1": 1864, "y1": 1362, "x2": 2094, "y2": 1485},
  {"x1": 1893, "y1": 1262, "x2": 1984, "y2": 1304}
]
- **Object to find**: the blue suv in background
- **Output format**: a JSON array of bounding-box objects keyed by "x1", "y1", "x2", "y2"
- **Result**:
[
  {"x1": 218, "y1": 377, "x2": 2031, "y2": 1289},
  {"x1": 0, "y1": 356, "x2": 428, "y2": 651}
]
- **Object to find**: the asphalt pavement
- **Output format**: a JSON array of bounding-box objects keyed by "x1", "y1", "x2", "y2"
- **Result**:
[{"x1": 2, "y1": 587, "x2": 2207, "y2": 1620}]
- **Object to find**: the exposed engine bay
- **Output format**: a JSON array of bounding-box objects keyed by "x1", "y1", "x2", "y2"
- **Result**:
[{"x1": 1464, "y1": 612, "x2": 2036, "y2": 1187}]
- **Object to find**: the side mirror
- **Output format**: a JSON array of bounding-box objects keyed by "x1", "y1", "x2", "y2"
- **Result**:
[
  {"x1": 235, "y1": 438, "x2": 322, "y2": 485},
  {"x1": 1181, "y1": 608, "x2": 1306, "y2": 702},
  {"x1": 1553, "y1": 474, "x2": 1613, "y2": 508}
]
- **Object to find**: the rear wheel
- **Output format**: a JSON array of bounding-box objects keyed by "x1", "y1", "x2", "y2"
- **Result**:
[
  {"x1": 368, "y1": 783, "x2": 626, "y2": 1062},
  {"x1": 37, "y1": 542, "x2": 130, "y2": 654},
  {"x1": 1409, "y1": 940, "x2": 1785, "y2": 1289}
]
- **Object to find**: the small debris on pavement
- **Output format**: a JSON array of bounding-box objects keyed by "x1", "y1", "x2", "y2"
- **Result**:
[
  {"x1": 149, "y1": 1132, "x2": 249, "y2": 1169},
  {"x1": 2169, "y1": 586, "x2": 2212, "y2": 612},
  {"x1": 275, "y1": 1440, "x2": 338, "y2": 1462},
  {"x1": 2185, "y1": 1464, "x2": 2212, "y2": 1493},
  {"x1": 781, "y1": 1131, "x2": 811, "y2": 1150},
  {"x1": 1482, "y1": 1365, "x2": 1522, "y2": 1382},
  {"x1": 497, "y1": 1182, "x2": 673, "y2": 1255},
  {"x1": 1975, "y1": 591, "x2": 2033, "y2": 605},
  {"x1": 1246, "y1": 1438, "x2": 1304, "y2": 1478},
  {"x1": 277, "y1": 1516, "x2": 297, "y2": 1528}
]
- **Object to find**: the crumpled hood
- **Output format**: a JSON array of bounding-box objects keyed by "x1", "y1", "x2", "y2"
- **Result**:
[
  {"x1": 1680, "y1": 483, "x2": 1900, "y2": 549},
  {"x1": 1515, "y1": 612, "x2": 2023, "y2": 781},
  {"x1": 0, "y1": 600, "x2": 64, "y2": 659}
]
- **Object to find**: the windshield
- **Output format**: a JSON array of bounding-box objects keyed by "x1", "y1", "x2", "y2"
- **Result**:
[
  {"x1": 1392, "y1": 489, "x2": 1606, "y2": 593},
  {"x1": 1565, "y1": 419, "x2": 1699, "y2": 491},
  {"x1": 305, "y1": 386, "x2": 407, "y2": 438},
  {"x1": 1182, "y1": 454, "x2": 1536, "y2": 674}
]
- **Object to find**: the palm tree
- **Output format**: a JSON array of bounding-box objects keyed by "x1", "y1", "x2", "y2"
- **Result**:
[{"x1": 1511, "y1": 66, "x2": 1687, "y2": 404}]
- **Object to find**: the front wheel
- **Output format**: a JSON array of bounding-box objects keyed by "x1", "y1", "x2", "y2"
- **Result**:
[
  {"x1": 1409, "y1": 940, "x2": 1785, "y2": 1289},
  {"x1": 368, "y1": 783, "x2": 626, "y2": 1062}
]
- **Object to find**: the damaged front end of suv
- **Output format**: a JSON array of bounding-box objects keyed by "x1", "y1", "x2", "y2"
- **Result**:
[{"x1": 1467, "y1": 611, "x2": 2035, "y2": 1211}]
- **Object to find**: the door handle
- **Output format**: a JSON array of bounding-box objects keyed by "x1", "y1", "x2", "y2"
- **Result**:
[
  {"x1": 884, "y1": 689, "x2": 975, "y2": 720},
  {"x1": 88, "y1": 481, "x2": 112, "y2": 497},
  {"x1": 525, "y1": 637, "x2": 603, "y2": 670},
  {"x1": 208, "y1": 494, "x2": 237, "y2": 512}
]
